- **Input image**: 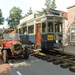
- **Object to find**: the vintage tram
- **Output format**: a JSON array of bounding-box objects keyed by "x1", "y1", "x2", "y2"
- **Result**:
[{"x1": 16, "y1": 10, "x2": 63, "y2": 51}]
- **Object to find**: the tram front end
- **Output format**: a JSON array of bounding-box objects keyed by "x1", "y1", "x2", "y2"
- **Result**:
[
  {"x1": 41, "y1": 17, "x2": 63, "y2": 51},
  {"x1": 41, "y1": 33, "x2": 63, "y2": 50}
]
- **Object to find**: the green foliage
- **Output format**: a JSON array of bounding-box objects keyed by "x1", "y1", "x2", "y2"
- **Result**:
[
  {"x1": 27, "y1": 7, "x2": 33, "y2": 15},
  {"x1": 45, "y1": 0, "x2": 52, "y2": 12},
  {"x1": 51, "y1": 0, "x2": 57, "y2": 9},
  {"x1": 0, "y1": 9, "x2": 4, "y2": 25},
  {"x1": 6, "y1": 6, "x2": 22, "y2": 29},
  {"x1": 44, "y1": 0, "x2": 57, "y2": 12},
  {"x1": 24, "y1": 7, "x2": 33, "y2": 17}
]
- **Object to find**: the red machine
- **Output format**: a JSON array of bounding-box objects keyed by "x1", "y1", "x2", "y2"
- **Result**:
[{"x1": 0, "y1": 28, "x2": 29, "y2": 63}]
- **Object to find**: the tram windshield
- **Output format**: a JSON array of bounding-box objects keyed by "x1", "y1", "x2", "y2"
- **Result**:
[
  {"x1": 23, "y1": 27, "x2": 27, "y2": 34},
  {"x1": 55, "y1": 21, "x2": 62, "y2": 32},
  {"x1": 42, "y1": 22, "x2": 46, "y2": 33},
  {"x1": 42, "y1": 21, "x2": 62, "y2": 33},
  {"x1": 48, "y1": 22, "x2": 53, "y2": 32},
  {"x1": 28, "y1": 25, "x2": 34, "y2": 34}
]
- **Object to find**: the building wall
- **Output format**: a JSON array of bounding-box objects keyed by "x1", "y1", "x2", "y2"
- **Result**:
[
  {"x1": 63, "y1": 19, "x2": 68, "y2": 46},
  {"x1": 67, "y1": 5, "x2": 75, "y2": 46},
  {"x1": 68, "y1": 6, "x2": 75, "y2": 25}
]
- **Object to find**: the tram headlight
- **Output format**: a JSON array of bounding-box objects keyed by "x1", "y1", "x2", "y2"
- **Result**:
[{"x1": 56, "y1": 40, "x2": 58, "y2": 43}]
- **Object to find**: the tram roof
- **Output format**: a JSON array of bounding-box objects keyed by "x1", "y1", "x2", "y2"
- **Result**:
[
  {"x1": 17, "y1": 14, "x2": 63, "y2": 28},
  {"x1": 17, "y1": 9, "x2": 64, "y2": 28},
  {"x1": 25, "y1": 14, "x2": 63, "y2": 23}
]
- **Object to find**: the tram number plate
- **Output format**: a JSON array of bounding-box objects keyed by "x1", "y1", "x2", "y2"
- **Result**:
[{"x1": 47, "y1": 35, "x2": 53, "y2": 40}]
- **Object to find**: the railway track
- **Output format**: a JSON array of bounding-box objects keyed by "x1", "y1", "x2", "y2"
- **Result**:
[{"x1": 30, "y1": 49, "x2": 75, "y2": 72}]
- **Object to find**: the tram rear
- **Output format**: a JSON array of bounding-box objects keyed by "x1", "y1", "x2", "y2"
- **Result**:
[{"x1": 41, "y1": 16, "x2": 63, "y2": 51}]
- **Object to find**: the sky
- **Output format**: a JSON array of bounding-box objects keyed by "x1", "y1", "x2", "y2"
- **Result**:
[{"x1": 0, "y1": 0, "x2": 75, "y2": 28}]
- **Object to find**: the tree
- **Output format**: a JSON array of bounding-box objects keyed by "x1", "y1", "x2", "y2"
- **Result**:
[
  {"x1": 24, "y1": 7, "x2": 33, "y2": 17},
  {"x1": 51, "y1": 0, "x2": 57, "y2": 9},
  {"x1": 6, "y1": 6, "x2": 22, "y2": 29},
  {"x1": 0, "y1": 9, "x2": 4, "y2": 25},
  {"x1": 24, "y1": 14, "x2": 28, "y2": 17},
  {"x1": 27, "y1": 7, "x2": 33, "y2": 15},
  {"x1": 44, "y1": 0, "x2": 57, "y2": 12},
  {"x1": 45, "y1": 0, "x2": 52, "y2": 12}
]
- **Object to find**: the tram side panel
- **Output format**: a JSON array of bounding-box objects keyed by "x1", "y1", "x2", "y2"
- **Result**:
[
  {"x1": 20, "y1": 34, "x2": 35, "y2": 45},
  {"x1": 41, "y1": 33, "x2": 54, "y2": 50},
  {"x1": 20, "y1": 34, "x2": 63, "y2": 51},
  {"x1": 41, "y1": 33, "x2": 63, "y2": 50}
]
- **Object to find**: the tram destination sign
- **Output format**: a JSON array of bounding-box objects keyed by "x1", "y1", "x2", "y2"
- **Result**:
[{"x1": 47, "y1": 35, "x2": 54, "y2": 40}]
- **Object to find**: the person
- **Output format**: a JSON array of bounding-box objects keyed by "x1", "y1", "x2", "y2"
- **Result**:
[
  {"x1": 0, "y1": 36, "x2": 8, "y2": 63},
  {"x1": 0, "y1": 38, "x2": 5, "y2": 58},
  {"x1": 24, "y1": 31, "x2": 27, "y2": 34}
]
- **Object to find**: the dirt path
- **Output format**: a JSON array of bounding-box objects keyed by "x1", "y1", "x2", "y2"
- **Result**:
[{"x1": 0, "y1": 58, "x2": 11, "y2": 75}]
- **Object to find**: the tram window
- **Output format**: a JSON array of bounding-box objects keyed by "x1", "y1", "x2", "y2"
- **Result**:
[
  {"x1": 71, "y1": 33, "x2": 75, "y2": 41},
  {"x1": 55, "y1": 24, "x2": 59, "y2": 32},
  {"x1": 19, "y1": 28, "x2": 21, "y2": 34},
  {"x1": 70, "y1": 28, "x2": 75, "y2": 41},
  {"x1": 16, "y1": 29, "x2": 18, "y2": 33},
  {"x1": 28, "y1": 25, "x2": 34, "y2": 34},
  {"x1": 48, "y1": 22, "x2": 53, "y2": 32},
  {"x1": 42, "y1": 22, "x2": 46, "y2": 33},
  {"x1": 23, "y1": 27, "x2": 27, "y2": 34},
  {"x1": 59, "y1": 24, "x2": 62, "y2": 32},
  {"x1": 55, "y1": 21, "x2": 62, "y2": 32}
]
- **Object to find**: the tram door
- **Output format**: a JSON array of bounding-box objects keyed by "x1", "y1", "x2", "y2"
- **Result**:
[{"x1": 35, "y1": 24, "x2": 41, "y2": 47}]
